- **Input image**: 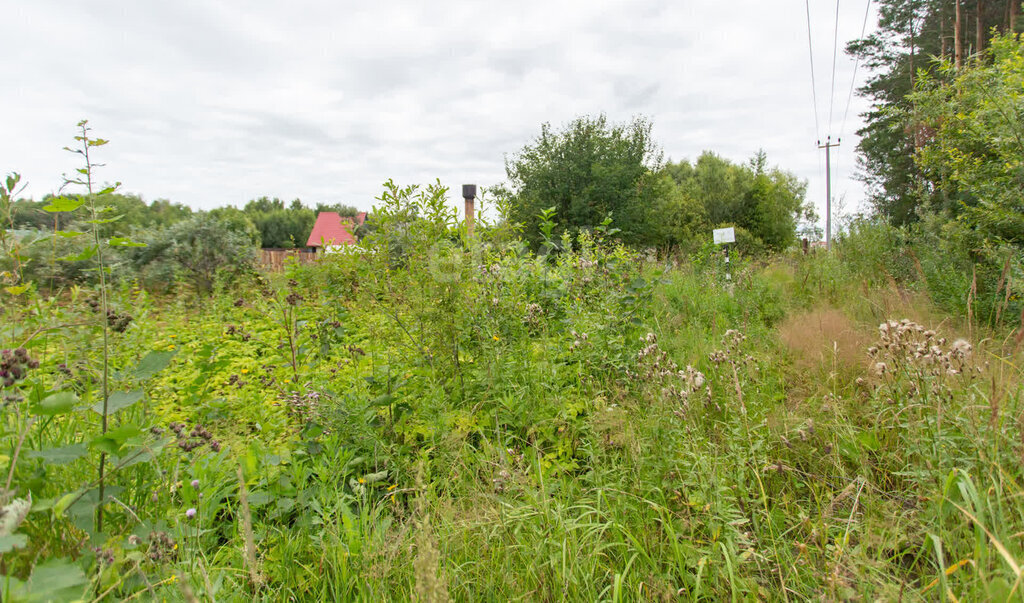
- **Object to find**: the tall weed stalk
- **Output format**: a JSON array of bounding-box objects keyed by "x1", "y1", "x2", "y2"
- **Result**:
[{"x1": 58, "y1": 120, "x2": 120, "y2": 533}]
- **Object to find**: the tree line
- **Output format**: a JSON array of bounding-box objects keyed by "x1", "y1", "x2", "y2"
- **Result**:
[
  {"x1": 9, "y1": 193, "x2": 361, "y2": 249},
  {"x1": 502, "y1": 114, "x2": 811, "y2": 254},
  {"x1": 848, "y1": 0, "x2": 1022, "y2": 226},
  {"x1": 845, "y1": 0, "x2": 1024, "y2": 326}
]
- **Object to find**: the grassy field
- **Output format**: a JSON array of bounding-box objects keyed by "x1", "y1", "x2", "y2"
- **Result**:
[{"x1": 1, "y1": 219, "x2": 1022, "y2": 601}]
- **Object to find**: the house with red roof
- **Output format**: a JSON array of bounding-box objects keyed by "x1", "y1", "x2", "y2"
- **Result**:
[{"x1": 306, "y1": 212, "x2": 367, "y2": 254}]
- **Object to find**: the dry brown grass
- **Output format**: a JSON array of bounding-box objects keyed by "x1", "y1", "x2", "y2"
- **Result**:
[{"x1": 779, "y1": 307, "x2": 872, "y2": 377}]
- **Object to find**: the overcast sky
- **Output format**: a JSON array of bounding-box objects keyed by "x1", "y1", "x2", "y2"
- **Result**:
[{"x1": 5, "y1": 0, "x2": 877, "y2": 229}]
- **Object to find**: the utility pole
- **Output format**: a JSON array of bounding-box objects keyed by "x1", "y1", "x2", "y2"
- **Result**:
[
  {"x1": 818, "y1": 136, "x2": 840, "y2": 251},
  {"x1": 462, "y1": 184, "x2": 477, "y2": 239}
]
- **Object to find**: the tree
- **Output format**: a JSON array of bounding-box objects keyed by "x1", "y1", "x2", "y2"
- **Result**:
[
  {"x1": 209, "y1": 206, "x2": 261, "y2": 246},
  {"x1": 505, "y1": 115, "x2": 663, "y2": 246},
  {"x1": 659, "y1": 151, "x2": 808, "y2": 252},
  {"x1": 911, "y1": 33, "x2": 1024, "y2": 247},
  {"x1": 11, "y1": 193, "x2": 192, "y2": 234},
  {"x1": 315, "y1": 202, "x2": 361, "y2": 217},
  {"x1": 847, "y1": 0, "x2": 1015, "y2": 224},
  {"x1": 846, "y1": 0, "x2": 940, "y2": 225},
  {"x1": 242, "y1": 196, "x2": 316, "y2": 248},
  {"x1": 645, "y1": 172, "x2": 708, "y2": 252}
]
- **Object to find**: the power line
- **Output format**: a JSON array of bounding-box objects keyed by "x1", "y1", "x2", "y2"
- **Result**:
[
  {"x1": 839, "y1": 0, "x2": 872, "y2": 140},
  {"x1": 827, "y1": 0, "x2": 842, "y2": 136},
  {"x1": 805, "y1": 0, "x2": 822, "y2": 141}
]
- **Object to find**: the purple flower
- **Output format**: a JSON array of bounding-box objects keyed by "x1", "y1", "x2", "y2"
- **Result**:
[
  {"x1": 186, "y1": 508, "x2": 196, "y2": 519},
  {"x1": 191, "y1": 479, "x2": 200, "y2": 489}
]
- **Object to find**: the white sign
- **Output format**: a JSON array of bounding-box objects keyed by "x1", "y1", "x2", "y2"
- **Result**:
[{"x1": 713, "y1": 227, "x2": 735, "y2": 245}]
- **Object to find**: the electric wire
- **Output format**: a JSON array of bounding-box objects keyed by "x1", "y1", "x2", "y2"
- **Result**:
[
  {"x1": 805, "y1": 0, "x2": 822, "y2": 141},
  {"x1": 839, "y1": 0, "x2": 873, "y2": 141},
  {"x1": 827, "y1": 0, "x2": 842, "y2": 137}
]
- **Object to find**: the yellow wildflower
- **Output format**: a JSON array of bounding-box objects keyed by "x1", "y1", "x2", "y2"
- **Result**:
[{"x1": 492, "y1": 335, "x2": 500, "y2": 342}]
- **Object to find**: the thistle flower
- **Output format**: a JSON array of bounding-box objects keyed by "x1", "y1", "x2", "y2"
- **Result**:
[
  {"x1": 0, "y1": 348, "x2": 39, "y2": 388},
  {"x1": 0, "y1": 494, "x2": 32, "y2": 537},
  {"x1": 185, "y1": 508, "x2": 196, "y2": 519},
  {"x1": 951, "y1": 338, "x2": 972, "y2": 358}
]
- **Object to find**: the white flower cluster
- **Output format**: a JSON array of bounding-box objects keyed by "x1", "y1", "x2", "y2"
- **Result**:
[
  {"x1": 868, "y1": 319, "x2": 974, "y2": 378},
  {"x1": 569, "y1": 329, "x2": 590, "y2": 352},
  {"x1": 708, "y1": 329, "x2": 754, "y2": 367},
  {"x1": 523, "y1": 303, "x2": 544, "y2": 327},
  {"x1": 0, "y1": 493, "x2": 31, "y2": 538},
  {"x1": 629, "y1": 332, "x2": 709, "y2": 409}
]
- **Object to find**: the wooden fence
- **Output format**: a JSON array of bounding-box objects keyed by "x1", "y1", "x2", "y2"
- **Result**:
[{"x1": 260, "y1": 249, "x2": 317, "y2": 272}]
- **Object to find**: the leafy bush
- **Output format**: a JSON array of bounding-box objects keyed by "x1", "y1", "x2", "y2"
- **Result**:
[{"x1": 133, "y1": 214, "x2": 258, "y2": 293}]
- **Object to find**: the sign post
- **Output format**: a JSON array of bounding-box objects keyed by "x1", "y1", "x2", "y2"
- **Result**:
[{"x1": 712, "y1": 227, "x2": 735, "y2": 292}]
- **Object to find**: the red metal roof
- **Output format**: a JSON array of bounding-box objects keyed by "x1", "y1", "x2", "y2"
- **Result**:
[{"x1": 306, "y1": 212, "x2": 356, "y2": 247}]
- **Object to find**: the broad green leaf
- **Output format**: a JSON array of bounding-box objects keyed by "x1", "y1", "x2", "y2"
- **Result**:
[
  {"x1": 42, "y1": 196, "x2": 85, "y2": 213},
  {"x1": 6, "y1": 173, "x2": 20, "y2": 192},
  {"x1": 3, "y1": 284, "x2": 30, "y2": 295},
  {"x1": 58, "y1": 245, "x2": 97, "y2": 262},
  {"x1": 90, "y1": 424, "x2": 143, "y2": 455},
  {"x1": 91, "y1": 390, "x2": 143, "y2": 415},
  {"x1": 30, "y1": 498, "x2": 54, "y2": 513},
  {"x1": 0, "y1": 533, "x2": 28, "y2": 553},
  {"x1": 114, "y1": 439, "x2": 167, "y2": 469},
  {"x1": 108, "y1": 236, "x2": 147, "y2": 248},
  {"x1": 89, "y1": 436, "x2": 121, "y2": 456},
  {"x1": 54, "y1": 230, "x2": 86, "y2": 238},
  {"x1": 31, "y1": 391, "x2": 78, "y2": 416},
  {"x1": 85, "y1": 214, "x2": 124, "y2": 225},
  {"x1": 369, "y1": 394, "x2": 396, "y2": 407},
  {"x1": 247, "y1": 491, "x2": 272, "y2": 507},
  {"x1": 135, "y1": 350, "x2": 177, "y2": 380},
  {"x1": 53, "y1": 490, "x2": 82, "y2": 517},
  {"x1": 17, "y1": 558, "x2": 89, "y2": 602},
  {"x1": 26, "y1": 443, "x2": 88, "y2": 465},
  {"x1": 97, "y1": 183, "x2": 120, "y2": 194}
]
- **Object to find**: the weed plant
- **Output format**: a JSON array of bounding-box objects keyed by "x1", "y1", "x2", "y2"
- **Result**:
[{"x1": 0, "y1": 129, "x2": 1022, "y2": 601}]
